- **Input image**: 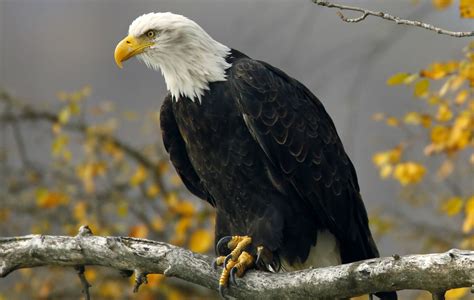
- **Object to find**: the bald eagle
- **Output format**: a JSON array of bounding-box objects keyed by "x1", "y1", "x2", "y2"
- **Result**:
[{"x1": 115, "y1": 12, "x2": 397, "y2": 299}]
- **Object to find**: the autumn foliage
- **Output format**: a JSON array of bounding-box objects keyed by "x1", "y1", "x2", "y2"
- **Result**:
[
  {"x1": 0, "y1": 87, "x2": 216, "y2": 299},
  {"x1": 372, "y1": 43, "x2": 474, "y2": 299}
]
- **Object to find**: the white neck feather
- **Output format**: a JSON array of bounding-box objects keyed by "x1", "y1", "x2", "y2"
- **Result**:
[{"x1": 139, "y1": 31, "x2": 231, "y2": 102}]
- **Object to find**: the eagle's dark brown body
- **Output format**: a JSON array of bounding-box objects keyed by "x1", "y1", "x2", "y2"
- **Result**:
[{"x1": 160, "y1": 49, "x2": 396, "y2": 299}]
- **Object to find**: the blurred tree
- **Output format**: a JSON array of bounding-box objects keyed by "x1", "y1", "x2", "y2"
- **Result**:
[
  {"x1": 372, "y1": 43, "x2": 474, "y2": 300},
  {"x1": 0, "y1": 87, "x2": 217, "y2": 299}
]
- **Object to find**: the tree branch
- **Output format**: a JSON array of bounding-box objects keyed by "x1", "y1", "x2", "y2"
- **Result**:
[
  {"x1": 312, "y1": 0, "x2": 474, "y2": 37},
  {"x1": 1, "y1": 233, "x2": 473, "y2": 299}
]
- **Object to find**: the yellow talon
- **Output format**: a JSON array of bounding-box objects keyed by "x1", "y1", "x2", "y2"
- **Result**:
[
  {"x1": 219, "y1": 259, "x2": 237, "y2": 287},
  {"x1": 213, "y1": 256, "x2": 226, "y2": 269},
  {"x1": 228, "y1": 236, "x2": 252, "y2": 260},
  {"x1": 233, "y1": 251, "x2": 254, "y2": 277},
  {"x1": 217, "y1": 235, "x2": 255, "y2": 297}
]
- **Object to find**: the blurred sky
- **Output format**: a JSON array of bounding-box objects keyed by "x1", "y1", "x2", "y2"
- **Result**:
[{"x1": 0, "y1": 0, "x2": 473, "y2": 255}]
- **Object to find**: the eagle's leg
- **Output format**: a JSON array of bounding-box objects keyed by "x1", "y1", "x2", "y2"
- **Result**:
[
  {"x1": 215, "y1": 235, "x2": 254, "y2": 295},
  {"x1": 212, "y1": 256, "x2": 226, "y2": 269},
  {"x1": 224, "y1": 236, "x2": 252, "y2": 265},
  {"x1": 228, "y1": 251, "x2": 254, "y2": 285},
  {"x1": 219, "y1": 259, "x2": 237, "y2": 298}
]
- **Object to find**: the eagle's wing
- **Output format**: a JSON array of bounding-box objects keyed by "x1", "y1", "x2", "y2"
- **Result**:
[
  {"x1": 230, "y1": 59, "x2": 378, "y2": 262},
  {"x1": 160, "y1": 94, "x2": 214, "y2": 206}
]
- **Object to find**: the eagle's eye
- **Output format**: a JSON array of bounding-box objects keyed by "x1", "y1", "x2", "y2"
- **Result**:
[{"x1": 145, "y1": 30, "x2": 156, "y2": 39}]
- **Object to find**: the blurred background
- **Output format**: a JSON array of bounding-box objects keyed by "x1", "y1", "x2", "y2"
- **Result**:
[{"x1": 0, "y1": 0, "x2": 473, "y2": 299}]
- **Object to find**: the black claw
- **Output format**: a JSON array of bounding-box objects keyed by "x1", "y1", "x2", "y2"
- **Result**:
[
  {"x1": 212, "y1": 259, "x2": 218, "y2": 270},
  {"x1": 215, "y1": 236, "x2": 232, "y2": 256},
  {"x1": 229, "y1": 267, "x2": 237, "y2": 285},
  {"x1": 219, "y1": 284, "x2": 227, "y2": 299},
  {"x1": 224, "y1": 254, "x2": 233, "y2": 268},
  {"x1": 255, "y1": 251, "x2": 262, "y2": 267}
]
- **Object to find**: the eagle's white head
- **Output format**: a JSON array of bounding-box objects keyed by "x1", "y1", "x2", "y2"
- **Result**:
[{"x1": 114, "y1": 12, "x2": 231, "y2": 102}]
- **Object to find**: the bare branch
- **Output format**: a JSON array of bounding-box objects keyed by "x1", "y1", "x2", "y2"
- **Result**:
[
  {"x1": 1, "y1": 233, "x2": 473, "y2": 299},
  {"x1": 74, "y1": 266, "x2": 91, "y2": 300},
  {"x1": 313, "y1": 0, "x2": 474, "y2": 37}
]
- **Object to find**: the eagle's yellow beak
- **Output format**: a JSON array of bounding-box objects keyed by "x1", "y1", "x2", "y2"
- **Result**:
[{"x1": 114, "y1": 35, "x2": 153, "y2": 69}]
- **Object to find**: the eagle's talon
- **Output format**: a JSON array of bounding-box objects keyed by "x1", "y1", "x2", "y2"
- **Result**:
[
  {"x1": 213, "y1": 256, "x2": 226, "y2": 269},
  {"x1": 229, "y1": 267, "x2": 238, "y2": 285},
  {"x1": 223, "y1": 253, "x2": 233, "y2": 268},
  {"x1": 216, "y1": 236, "x2": 232, "y2": 256},
  {"x1": 255, "y1": 246, "x2": 263, "y2": 267},
  {"x1": 218, "y1": 284, "x2": 227, "y2": 299}
]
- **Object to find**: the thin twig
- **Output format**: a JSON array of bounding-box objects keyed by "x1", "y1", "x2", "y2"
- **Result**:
[
  {"x1": 313, "y1": 0, "x2": 474, "y2": 37},
  {"x1": 74, "y1": 266, "x2": 91, "y2": 300}
]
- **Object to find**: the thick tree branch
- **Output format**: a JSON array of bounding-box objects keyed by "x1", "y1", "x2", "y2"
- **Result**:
[
  {"x1": 1, "y1": 233, "x2": 473, "y2": 299},
  {"x1": 313, "y1": 0, "x2": 474, "y2": 37}
]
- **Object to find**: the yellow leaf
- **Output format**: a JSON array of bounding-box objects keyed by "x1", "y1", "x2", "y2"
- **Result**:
[
  {"x1": 432, "y1": 0, "x2": 453, "y2": 10},
  {"x1": 174, "y1": 217, "x2": 192, "y2": 246},
  {"x1": 386, "y1": 117, "x2": 399, "y2": 127},
  {"x1": 147, "y1": 274, "x2": 164, "y2": 287},
  {"x1": 462, "y1": 196, "x2": 474, "y2": 233},
  {"x1": 189, "y1": 229, "x2": 213, "y2": 253},
  {"x1": 421, "y1": 61, "x2": 458, "y2": 80},
  {"x1": 36, "y1": 190, "x2": 69, "y2": 209},
  {"x1": 372, "y1": 147, "x2": 403, "y2": 167},
  {"x1": 165, "y1": 192, "x2": 179, "y2": 205},
  {"x1": 431, "y1": 125, "x2": 450, "y2": 144},
  {"x1": 460, "y1": 0, "x2": 474, "y2": 18},
  {"x1": 146, "y1": 184, "x2": 160, "y2": 198},
  {"x1": 393, "y1": 162, "x2": 426, "y2": 185},
  {"x1": 51, "y1": 135, "x2": 69, "y2": 156},
  {"x1": 455, "y1": 90, "x2": 469, "y2": 105},
  {"x1": 420, "y1": 114, "x2": 432, "y2": 128},
  {"x1": 103, "y1": 141, "x2": 124, "y2": 161},
  {"x1": 440, "y1": 197, "x2": 463, "y2": 216},
  {"x1": 130, "y1": 165, "x2": 148, "y2": 186},
  {"x1": 129, "y1": 224, "x2": 149, "y2": 238},
  {"x1": 436, "y1": 104, "x2": 453, "y2": 122},
  {"x1": 387, "y1": 73, "x2": 410, "y2": 85},
  {"x1": 446, "y1": 287, "x2": 469, "y2": 299},
  {"x1": 403, "y1": 112, "x2": 421, "y2": 125},
  {"x1": 414, "y1": 79, "x2": 430, "y2": 98},
  {"x1": 172, "y1": 201, "x2": 196, "y2": 216},
  {"x1": 84, "y1": 268, "x2": 97, "y2": 283},
  {"x1": 58, "y1": 107, "x2": 71, "y2": 124},
  {"x1": 437, "y1": 159, "x2": 454, "y2": 179},
  {"x1": 450, "y1": 75, "x2": 465, "y2": 91},
  {"x1": 98, "y1": 281, "x2": 122, "y2": 298},
  {"x1": 379, "y1": 164, "x2": 393, "y2": 179}
]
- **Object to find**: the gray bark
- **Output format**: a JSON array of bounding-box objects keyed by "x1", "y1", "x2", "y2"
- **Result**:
[{"x1": 0, "y1": 234, "x2": 473, "y2": 299}]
